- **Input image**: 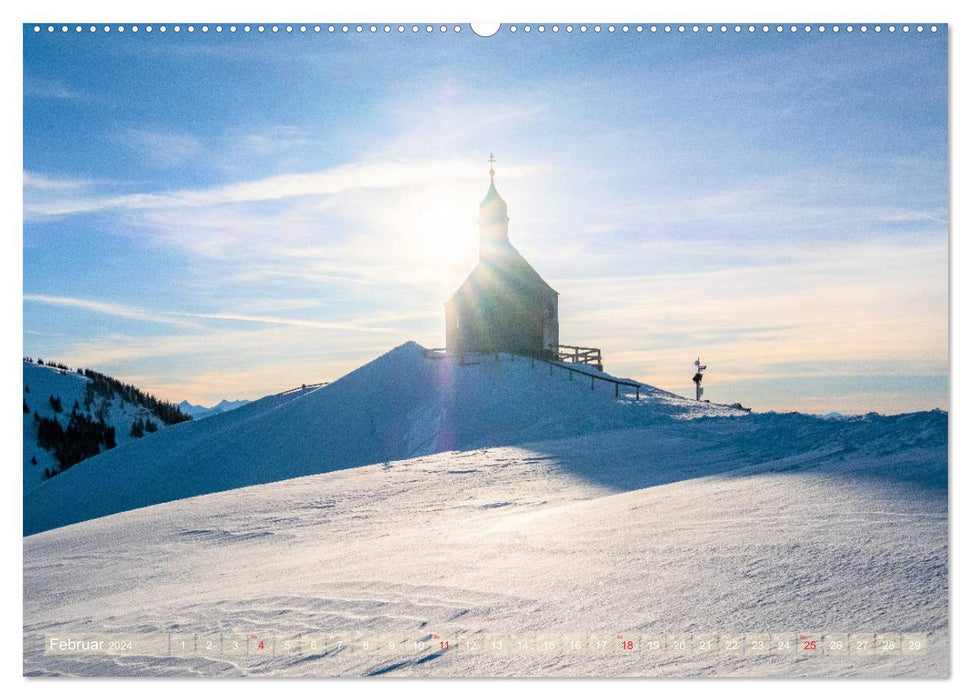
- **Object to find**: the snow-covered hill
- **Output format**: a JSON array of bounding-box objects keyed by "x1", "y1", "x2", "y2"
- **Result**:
[
  {"x1": 23, "y1": 343, "x2": 747, "y2": 535},
  {"x1": 177, "y1": 399, "x2": 251, "y2": 420},
  {"x1": 22, "y1": 361, "x2": 189, "y2": 491},
  {"x1": 23, "y1": 408, "x2": 947, "y2": 677}
]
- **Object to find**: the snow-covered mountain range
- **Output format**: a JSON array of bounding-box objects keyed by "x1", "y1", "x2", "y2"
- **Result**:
[
  {"x1": 22, "y1": 343, "x2": 948, "y2": 677},
  {"x1": 177, "y1": 398, "x2": 251, "y2": 420}
]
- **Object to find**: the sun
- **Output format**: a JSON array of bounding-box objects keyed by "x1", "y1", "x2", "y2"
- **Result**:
[{"x1": 398, "y1": 185, "x2": 478, "y2": 268}]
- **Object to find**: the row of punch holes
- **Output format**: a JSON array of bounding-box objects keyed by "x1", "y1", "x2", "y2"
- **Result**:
[{"x1": 31, "y1": 24, "x2": 940, "y2": 36}]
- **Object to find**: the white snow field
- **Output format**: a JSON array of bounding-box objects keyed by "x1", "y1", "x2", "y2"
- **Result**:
[
  {"x1": 24, "y1": 343, "x2": 744, "y2": 535},
  {"x1": 22, "y1": 343, "x2": 948, "y2": 677}
]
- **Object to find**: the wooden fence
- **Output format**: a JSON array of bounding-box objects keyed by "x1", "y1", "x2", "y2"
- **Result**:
[{"x1": 424, "y1": 348, "x2": 643, "y2": 400}]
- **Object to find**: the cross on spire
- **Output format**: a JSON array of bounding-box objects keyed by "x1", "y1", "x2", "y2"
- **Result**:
[{"x1": 488, "y1": 153, "x2": 496, "y2": 182}]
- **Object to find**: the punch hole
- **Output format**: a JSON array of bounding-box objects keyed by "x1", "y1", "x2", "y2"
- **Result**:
[{"x1": 471, "y1": 23, "x2": 500, "y2": 37}]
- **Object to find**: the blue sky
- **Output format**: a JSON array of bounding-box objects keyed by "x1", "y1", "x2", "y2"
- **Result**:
[{"x1": 22, "y1": 24, "x2": 948, "y2": 412}]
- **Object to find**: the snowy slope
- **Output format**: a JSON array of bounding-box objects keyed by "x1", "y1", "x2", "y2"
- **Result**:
[
  {"x1": 22, "y1": 362, "x2": 184, "y2": 491},
  {"x1": 23, "y1": 409, "x2": 947, "y2": 678},
  {"x1": 24, "y1": 343, "x2": 746, "y2": 535}
]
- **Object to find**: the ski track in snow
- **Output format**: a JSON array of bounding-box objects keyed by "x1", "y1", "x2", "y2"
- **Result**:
[{"x1": 23, "y1": 343, "x2": 948, "y2": 677}]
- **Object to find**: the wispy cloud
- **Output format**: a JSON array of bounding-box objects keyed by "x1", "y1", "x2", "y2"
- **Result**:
[
  {"x1": 23, "y1": 294, "x2": 199, "y2": 329},
  {"x1": 23, "y1": 172, "x2": 98, "y2": 191},
  {"x1": 24, "y1": 293, "x2": 405, "y2": 333},
  {"x1": 116, "y1": 128, "x2": 203, "y2": 169},
  {"x1": 23, "y1": 157, "x2": 537, "y2": 220},
  {"x1": 24, "y1": 77, "x2": 85, "y2": 100}
]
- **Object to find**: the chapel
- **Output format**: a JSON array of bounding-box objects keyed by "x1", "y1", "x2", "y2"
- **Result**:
[{"x1": 445, "y1": 158, "x2": 559, "y2": 357}]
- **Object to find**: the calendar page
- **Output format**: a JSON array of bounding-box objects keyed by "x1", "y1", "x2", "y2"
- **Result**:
[{"x1": 21, "y1": 17, "x2": 948, "y2": 679}]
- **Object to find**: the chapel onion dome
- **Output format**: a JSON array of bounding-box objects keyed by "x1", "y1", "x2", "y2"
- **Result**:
[{"x1": 479, "y1": 169, "x2": 509, "y2": 226}]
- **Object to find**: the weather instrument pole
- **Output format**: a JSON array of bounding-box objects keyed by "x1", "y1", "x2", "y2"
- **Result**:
[{"x1": 692, "y1": 358, "x2": 707, "y2": 401}]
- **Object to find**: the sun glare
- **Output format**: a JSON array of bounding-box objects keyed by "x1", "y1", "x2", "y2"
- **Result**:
[{"x1": 391, "y1": 185, "x2": 479, "y2": 289}]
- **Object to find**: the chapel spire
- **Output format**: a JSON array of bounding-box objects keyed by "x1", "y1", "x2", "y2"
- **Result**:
[{"x1": 479, "y1": 153, "x2": 509, "y2": 255}]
